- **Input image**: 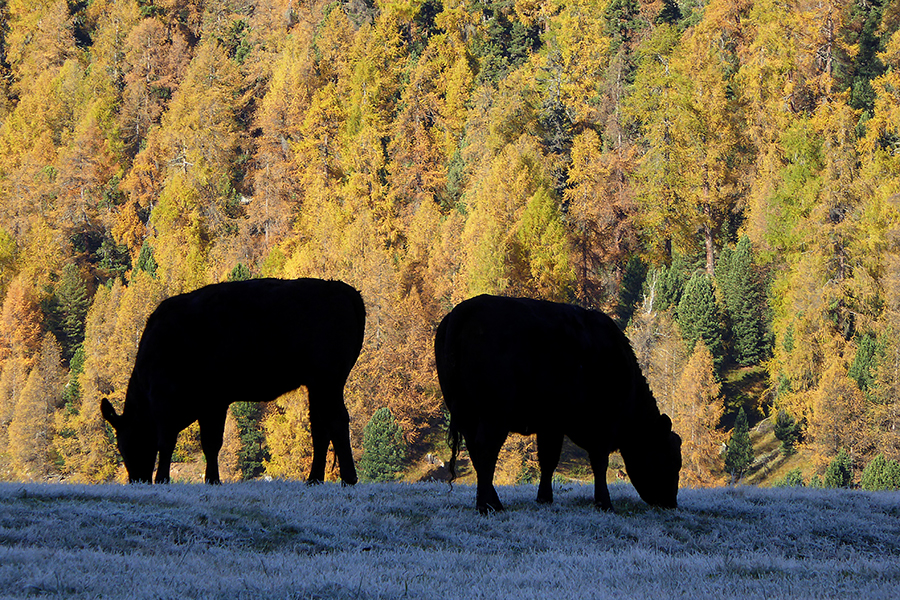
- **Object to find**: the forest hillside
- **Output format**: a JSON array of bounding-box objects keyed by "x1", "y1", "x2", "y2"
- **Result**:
[{"x1": 1, "y1": 0, "x2": 900, "y2": 487}]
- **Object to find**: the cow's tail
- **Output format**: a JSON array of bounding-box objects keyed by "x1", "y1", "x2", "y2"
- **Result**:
[
  {"x1": 447, "y1": 424, "x2": 461, "y2": 484},
  {"x1": 435, "y1": 313, "x2": 460, "y2": 485}
]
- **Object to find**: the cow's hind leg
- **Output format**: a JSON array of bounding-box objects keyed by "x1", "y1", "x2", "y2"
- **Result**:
[
  {"x1": 308, "y1": 385, "x2": 358, "y2": 486},
  {"x1": 536, "y1": 431, "x2": 564, "y2": 504},
  {"x1": 307, "y1": 412, "x2": 331, "y2": 485},
  {"x1": 589, "y1": 452, "x2": 614, "y2": 512},
  {"x1": 329, "y1": 399, "x2": 357, "y2": 485},
  {"x1": 467, "y1": 424, "x2": 507, "y2": 514},
  {"x1": 199, "y1": 408, "x2": 228, "y2": 484}
]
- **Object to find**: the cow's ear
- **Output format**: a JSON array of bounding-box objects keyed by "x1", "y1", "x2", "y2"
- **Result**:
[{"x1": 100, "y1": 398, "x2": 121, "y2": 429}]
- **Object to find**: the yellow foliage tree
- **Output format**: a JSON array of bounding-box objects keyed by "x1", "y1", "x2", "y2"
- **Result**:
[
  {"x1": 219, "y1": 410, "x2": 242, "y2": 482},
  {"x1": 566, "y1": 129, "x2": 639, "y2": 307},
  {"x1": 461, "y1": 134, "x2": 549, "y2": 296},
  {"x1": 671, "y1": 341, "x2": 726, "y2": 487},
  {"x1": 0, "y1": 274, "x2": 42, "y2": 365},
  {"x1": 626, "y1": 299, "x2": 688, "y2": 414},
  {"x1": 7, "y1": 334, "x2": 64, "y2": 480},
  {"x1": 60, "y1": 281, "x2": 124, "y2": 482},
  {"x1": 262, "y1": 388, "x2": 314, "y2": 480},
  {"x1": 808, "y1": 359, "x2": 867, "y2": 467}
]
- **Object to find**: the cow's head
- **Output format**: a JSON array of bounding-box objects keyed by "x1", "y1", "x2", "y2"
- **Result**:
[
  {"x1": 621, "y1": 414, "x2": 681, "y2": 509},
  {"x1": 100, "y1": 398, "x2": 157, "y2": 483}
]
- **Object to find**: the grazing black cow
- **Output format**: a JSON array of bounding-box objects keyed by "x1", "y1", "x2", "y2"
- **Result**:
[
  {"x1": 100, "y1": 278, "x2": 364, "y2": 485},
  {"x1": 435, "y1": 294, "x2": 681, "y2": 513}
]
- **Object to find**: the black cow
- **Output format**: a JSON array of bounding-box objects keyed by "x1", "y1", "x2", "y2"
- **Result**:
[
  {"x1": 434, "y1": 294, "x2": 681, "y2": 513},
  {"x1": 100, "y1": 278, "x2": 364, "y2": 485}
]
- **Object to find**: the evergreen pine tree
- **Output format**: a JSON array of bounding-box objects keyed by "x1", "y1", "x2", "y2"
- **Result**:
[
  {"x1": 656, "y1": 0, "x2": 682, "y2": 25},
  {"x1": 861, "y1": 454, "x2": 900, "y2": 491},
  {"x1": 774, "y1": 468, "x2": 805, "y2": 487},
  {"x1": 604, "y1": 0, "x2": 642, "y2": 53},
  {"x1": 97, "y1": 232, "x2": 131, "y2": 281},
  {"x1": 134, "y1": 241, "x2": 157, "y2": 278},
  {"x1": 359, "y1": 407, "x2": 407, "y2": 483},
  {"x1": 717, "y1": 236, "x2": 765, "y2": 366},
  {"x1": 228, "y1": 263, "x2": 252, "y2": 282},
  {"x1": 642, "y1": 254, "x2": 694, "y2": 313},
  {"x1": 677, "y1": 272, "x2": 724, "y2": 369},
  {"x1": 658, "y1": 253, "x2": 699, "y2": 310},
  {"x1": 231, "y1": 402, "x2": 270, "y2": 480},
  {"x1": 848, "y1": 332, "x2": 883, "y2": 393},
  {"x1": 774, "y1": 409, "x2": 801, "y2": 456},
  {"x1": 824, "y1": 448, "x2": 853, "y2": 488},
  {"x1": 61, "y1": 345, "x2": 85, "y2": 411},
  {"x1": 615, "y1": 256, "x2": 646, "y2": 328},
  {"x1": 724, "y1": 407, "x2": 753, "y2": 483},
  {"x1": 53, "y1": 263, "x2": 89, "y2": 363}
]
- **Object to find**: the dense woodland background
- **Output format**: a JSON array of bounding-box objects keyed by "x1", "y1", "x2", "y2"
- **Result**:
[{"x1": 0, "y1": 0, "x2": 899, "y2": 487}]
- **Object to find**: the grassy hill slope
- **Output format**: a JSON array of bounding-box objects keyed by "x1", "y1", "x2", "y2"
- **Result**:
[{"x1": 1, "y1": 481, "x2": 898, "y2": 599}]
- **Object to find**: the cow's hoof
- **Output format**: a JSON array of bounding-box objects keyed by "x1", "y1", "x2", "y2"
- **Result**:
[
  {"x1": 476, "y1": 501, "x2": 504, "y2": 515},
  {"x1": 306, "y1": 478, "x2": 324, "y2": 486},
  {"x1": 536, "y1": 494, "x2": 553, "y2": 505}
]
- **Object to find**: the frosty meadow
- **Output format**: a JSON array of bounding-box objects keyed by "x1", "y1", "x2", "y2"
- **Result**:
[{"x1": 1, "y1": 481, "x2": 899, "y2": 599}]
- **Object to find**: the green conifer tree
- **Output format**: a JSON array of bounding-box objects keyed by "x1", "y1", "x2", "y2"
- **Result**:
[
  {"x1": 861, "y1": 454, "x2": 900, "y2": 491},
  {"x1": 231, "y1": 402, "x2": 270, "y2": 480},
  {"x1": 615, "y1": 256, "x2": 646, "y2": 328},
  {"x1": 774, "y1": 468, "x2": 805, "y2": 487},
  {"x1": 677, "y1": 271, "x2": 724, "y2": 368},
  {"x1": 52, "y1": 263, "x2": 89, "y2": 363},
  {"x1": 228, "y1": 263, "x2": 252, "y2": 282},
  {"x1": 656, "y1": 0, "x2": 682, "y2": 25},
  {"x1": 774, "y1": 409, "x2": 801, "y2": 456},
  {"x1": 824, "y1": 448, "x2": 853, "y2": 488},
  {"x1": 359, "y1": 407, "x2": 407, "y2": 483},
  {"x1": 724, "y1": 407, "x2": 753, "y2": 483},
  {"x1": 134, "y1": 241, "x2": 157, "y2": 278},
  {"x1": 645, "y1": 253, "x2": 699, "y2": 312},
  {"x1": 848, "y1": 332, "x2": 883, "y2": 393},
  {"x1": 61, "y1": 345, "x2": 85, "y2": 411},
  {"x1": 717, "y1": 236, "x2": 766, "y2": 366}
]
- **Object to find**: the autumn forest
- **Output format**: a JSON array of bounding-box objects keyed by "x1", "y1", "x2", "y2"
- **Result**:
[{"x1": 0, "y1": 0, "x2": 899, "y2": 488}]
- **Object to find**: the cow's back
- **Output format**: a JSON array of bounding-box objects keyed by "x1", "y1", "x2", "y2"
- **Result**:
[
  {"x1": 436, "y1": 295, "x2": 635, "y2": 444},
  {"x1": 133, "y1": 278, "x2": 365, "y2": 407}
]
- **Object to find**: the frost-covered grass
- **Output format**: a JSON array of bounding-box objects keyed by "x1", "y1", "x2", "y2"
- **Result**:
[{"x1": 1, "y1": 481, "x2": 899, "y2": 599}]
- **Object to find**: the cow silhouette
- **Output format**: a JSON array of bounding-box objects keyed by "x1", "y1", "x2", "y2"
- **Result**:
[
  {"x1": 435, "y1": 294, "x2": 681, "y2": 513},
  {"x1": 100, "y1": 278, "x2": 364, "y2": 485}
]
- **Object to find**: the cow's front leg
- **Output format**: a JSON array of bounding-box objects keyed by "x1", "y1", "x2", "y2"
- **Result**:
[
  {"x1": 589, "y1": 451, "x2": 614, "y2": 512},
  {"x1": 536, "y1": 431, "x2": 564, "y2": 504},
  {"x1": 155, "y1": 434, "x2": 177, "y2": 484}
]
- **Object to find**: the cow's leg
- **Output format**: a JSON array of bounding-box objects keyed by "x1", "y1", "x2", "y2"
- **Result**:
[
  {"x1": 589, "y1": 451, "x2": 614, "y2": 512},
  {"x1": 330, "y1": 401, "x2": 358, "y2": 486},
  {"x1": 199, "y1": 409, "x2": 228, "y2": 484},
  {"x1": 536, "y1": 431, "x2": 564, "y2": 504},
  {"x1": 307, "y1": 385, "x2": 358, "y2": 485},
  {"x1": 467, "y1": 424, "x2": 507, "y2": 514},
  {"x1": 155, "y1": 433, "x2": 177, "y2": 484},
  {"x1": 307, "y1": 409, "x2": 331, "y2": 485}
]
